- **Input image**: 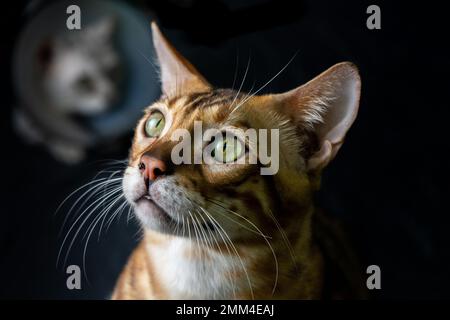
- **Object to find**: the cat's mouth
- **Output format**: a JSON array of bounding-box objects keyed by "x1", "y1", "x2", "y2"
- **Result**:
[
  {"x1": 134, "y1": 194, "x2": 215, "y2": 232},
  {"x1": 135, "y1": 194, "x2": 175, "y2": 225}
]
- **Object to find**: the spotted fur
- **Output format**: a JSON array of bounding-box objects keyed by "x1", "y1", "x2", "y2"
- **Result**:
[{"x1": 112, "y1": 23, "x2": 364, "y2": 300}]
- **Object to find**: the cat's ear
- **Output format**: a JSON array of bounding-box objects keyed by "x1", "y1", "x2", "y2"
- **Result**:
[
  {"x1": 151, "y1": 22, "x2": 210, "y2": 98},
  {"x1": 86, "y1": 16, "x2": 116, "y2": 41},
  {"x1": 275, "y1": 62, "x2": 361, "y2": 171}
]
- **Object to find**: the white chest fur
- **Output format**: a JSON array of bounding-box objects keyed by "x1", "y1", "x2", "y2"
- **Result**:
[{"x1": 146, "y1": 237, "x2": 246, "y2": 299}]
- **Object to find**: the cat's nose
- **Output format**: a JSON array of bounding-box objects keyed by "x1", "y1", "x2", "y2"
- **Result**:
[{"x1": 138, "y1": 155, "x2": 167, "y2": 181}]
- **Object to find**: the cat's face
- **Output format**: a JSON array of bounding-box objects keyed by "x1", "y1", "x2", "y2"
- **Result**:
[
  {"x1": 42, "y1": 17, "x2": 121, "y2": 115},
  {"x1": 122, "y1": 24, "x2": 360, "y2": 242},
  {"x1": 123, "y1": 90, "x2": 281, "y2": 240}
]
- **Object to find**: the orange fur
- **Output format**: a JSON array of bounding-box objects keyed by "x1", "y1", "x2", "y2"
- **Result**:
[{"x1": 112, "y1": 24, "x2": 365, "y2": 300}]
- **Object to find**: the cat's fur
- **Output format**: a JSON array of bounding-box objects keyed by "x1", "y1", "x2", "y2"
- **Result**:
[{"x1": 113, "y1": 23, "x2": 363, "y2": 299}]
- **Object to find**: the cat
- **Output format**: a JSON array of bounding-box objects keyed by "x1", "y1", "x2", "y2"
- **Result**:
[
  {"x1": 13, "y1": 17, "x2": 122, "y2": 164},
  {"x1": 112, "y1": 23, "x2": 363, "y2": 299}
]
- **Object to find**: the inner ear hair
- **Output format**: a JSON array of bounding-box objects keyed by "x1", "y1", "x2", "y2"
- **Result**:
[{"x1": 275, "y1": 62, "x2": 361, "y2": 171}]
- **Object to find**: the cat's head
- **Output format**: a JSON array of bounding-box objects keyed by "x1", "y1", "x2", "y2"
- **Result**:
[
  {"x1": 122, "y1": 23, "x2": 360, "y2": 241},
  {"x1": 40, "y1": 17, "x2": 121, "y2": 115}
]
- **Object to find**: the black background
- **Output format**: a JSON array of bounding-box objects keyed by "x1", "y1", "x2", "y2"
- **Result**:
[{"x1": 0, "y1": 0, "x2": 449, "y2": 299}]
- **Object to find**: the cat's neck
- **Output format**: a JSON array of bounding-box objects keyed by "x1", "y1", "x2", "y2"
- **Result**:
[
  {"x1": 143, "y1": 231, "x2": 245, "y2": 299},
  {"x1": 141, "y1": 210, "x2": 322, "y2": 299}
]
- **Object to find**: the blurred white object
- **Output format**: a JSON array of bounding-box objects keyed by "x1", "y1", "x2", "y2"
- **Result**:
[
  {"x1": 43, "y1": 16, "x2": 121, "y2": 116},
  {"x1": 12, "y1": 0, "x2": 160, "y2": 164}
]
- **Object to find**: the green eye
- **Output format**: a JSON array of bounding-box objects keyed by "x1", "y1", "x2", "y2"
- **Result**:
[
  {"x1": 212, "y1": 135, "x2": 244, "y2": 163},
  {"x1": 145, "y1": 111, "x2": 165, "y2": 137}
]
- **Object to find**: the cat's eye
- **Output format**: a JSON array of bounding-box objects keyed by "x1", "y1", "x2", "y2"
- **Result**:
[
  {"x1": 145, "y1": 111, "x2": 165, "y2": 138},
  {"x1": 211, "y1": 135, "x2": 244, "y2": 163}
]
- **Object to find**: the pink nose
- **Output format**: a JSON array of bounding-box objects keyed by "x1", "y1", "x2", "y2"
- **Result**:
[{"x1": 138, "y1": 154, "x2": 167, "y2": 181}]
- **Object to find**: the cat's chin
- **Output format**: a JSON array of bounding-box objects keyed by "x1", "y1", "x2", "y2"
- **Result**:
[{"x1": 133, "y1": 196, "x2": 177, "y2": 233}]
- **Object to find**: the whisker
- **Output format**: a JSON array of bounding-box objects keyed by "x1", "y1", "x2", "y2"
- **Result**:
[
  {"x1": 105, "y1": 197, "x2": 128, "y2": 233},
  {"x1": 58, "y1": 177, "x2": 122, "y2": 236},
  {"x1": 266, "y1": 208, "x2": 298, "y2": 269},
  {"x1": 55, "y1": 177, "x2": 112, "y2": 217},
  {"x1": 197, "y1": 207, "x2": 238, "y2": 299},
  {"x1": 230, "y1": 51, "x2": 298, "y2": 114},
  {"x1": 193, "y1": 211, "x2": 214, "y2": 253},
  {"x1": 60, "y1": 183, "x2": 121, "y2": 240},
  {"x1": 57, "y1": 186, "x2": 123, "y2": 268},
  {"x1": 199, "y1": 207, "x2": 255, "y2": 300},
  {"x1": 81, "y1": 196, "x2": 128, "y2": 283},
  {"x1": 231, "y1": 50, "x2": 239, "y2": 90},
  {"x1": 188, "y1": 210, "x2": 203, "y2": 259},
  {"x1": 229, "y1": 54, "x2": 251, "y2": 110},
  {"x1": 205, "y1": 198, "x2": 279, "y2": 296},
  {"x1": 126, "y1": 206, "x2": 134, "y2": 226},
  {"x1": 205, "y1": 198, "x2": 271, "y2": 239},
  {"x1": 98, "y1": 192, "x2": 126, "y2": 240}
]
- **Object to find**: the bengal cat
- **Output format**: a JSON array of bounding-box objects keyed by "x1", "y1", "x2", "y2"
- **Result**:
[{"x1": 112, "y1": 23, "x2": 363, "y2": 299}]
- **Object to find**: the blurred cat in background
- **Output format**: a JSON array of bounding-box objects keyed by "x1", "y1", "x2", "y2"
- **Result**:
[
  {"x1": 14, "y1": 16, "x2": 123, "y2": 163},
  {"x1": 42, "y1": 17, "x2": 120, "y2": 115}
]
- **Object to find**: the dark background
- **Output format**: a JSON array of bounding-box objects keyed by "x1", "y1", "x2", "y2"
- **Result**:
[{"x1": 0, "y1": 0, "x2": 449, "y2": 299}]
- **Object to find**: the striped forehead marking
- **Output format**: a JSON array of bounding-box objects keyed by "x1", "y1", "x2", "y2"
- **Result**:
[{"x1": 168, "y1": 89, "x2": 243, "y2": 113}]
